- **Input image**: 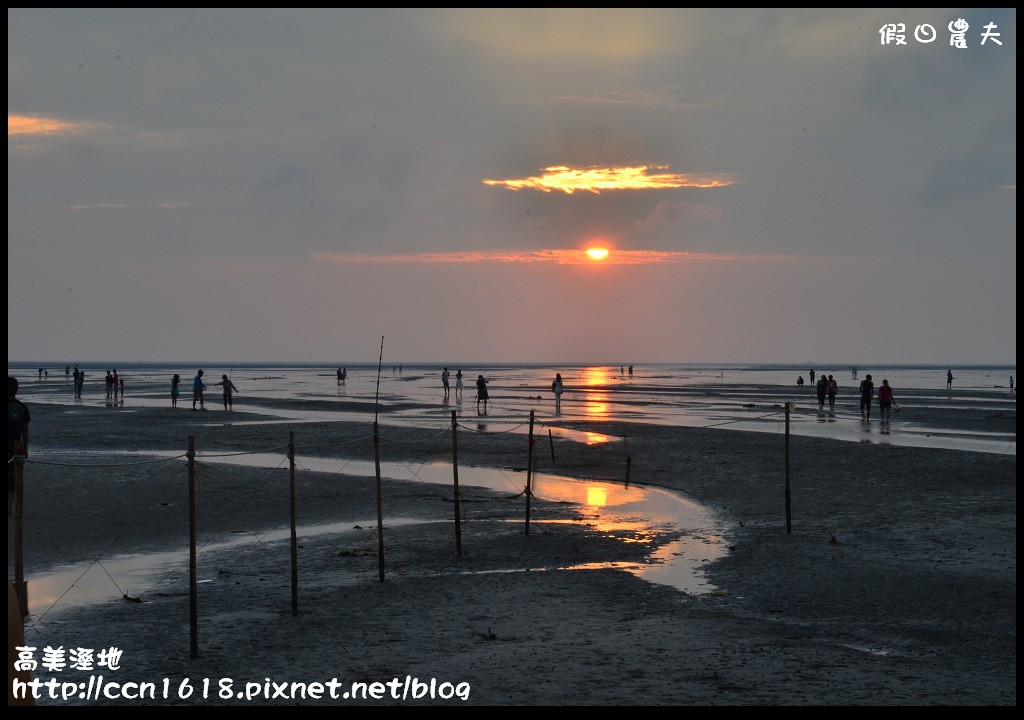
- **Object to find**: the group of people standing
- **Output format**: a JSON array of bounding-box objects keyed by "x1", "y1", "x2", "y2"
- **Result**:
[
  {"x1": 856, "y1": 373, "x2": 897, "y2": 423},
  {"x1": 439, "y1": 369, "x2": 568, "y2": 416},
  {"x1": 813, "y1": 373, "x2": 839, "y2": 413},
  {"x1": 440, "y1": 372, "x2": 471, "y2": 399},
  {"x1": 104, "y1": 369, "x2": 124, "y2": 400},
  {"x1": 439, "y1": 368, "x2": 485, "y2": 411},
  {"x1": 176, "y1": 369, "x2": 238, "y2": 410},
  {"x1": 71, "y1": 366, "x2": 84, "y2": 399},
  {"x1": 798, "y1": 369, "x2": 898, "y2": 423}
]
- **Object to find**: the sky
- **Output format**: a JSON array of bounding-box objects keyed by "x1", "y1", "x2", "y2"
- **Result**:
[{"x1": 7, "y1": 8, "x2": 1016, "y2": 366}]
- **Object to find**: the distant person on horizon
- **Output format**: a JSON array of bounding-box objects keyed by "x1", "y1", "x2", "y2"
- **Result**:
[
  {"x1": 796, "y1": 375, "x2": 804, "y2": 386},
  {"x1": 1011, "y1": 376, "x2": 1015, "y2": 393},
  {"x1": 859, "y1": 373, "x2": 874, "y2": 421},
  {"x1": 827, "y1": 374, "x2": 838, "y2": 412},
  {"x1": 105, "y1": 370, "x2": 114, "y2": 400},
  {"x1": 455, "y1": 369, "x2": 464, "y2": 399},
  {"x1": 475, "y1": 374, "x2": 489, "y2": 414},
  {"x1": 192, "y1": 370, "x2": 207, "y2": 410},
  {"x1": 171, "y1": 374, "x2": 181, "y2": 408},
  {"x1": 878, "y1": 379, "x2": 896, "y2": 424},
  {"x1": 112, "y1": 369, "x2": 120, "y2": 398},
  {"x1": 946, "y1": 369, "x2": 954, "y2": 390},
  {"x1": 73, "y1": 366, "x2": 84, "y2": 399},
  {"x1": 441, "y1": 368, "x2": 450, "y2": 397},
  {"x1": 809, "y1": 369, "x2": 815, "y2": 385},
  {"x1": 628, "y1": 366, "x2": 633, "y2": 377},
  {"x1": 214, "y1": 374, "x2": 239, "y2": 410},
  {"x1": 337, "y1": 367, "x2": 343, "y2": 385}
]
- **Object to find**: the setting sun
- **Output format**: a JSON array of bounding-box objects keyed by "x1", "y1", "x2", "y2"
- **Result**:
[{"x1": 586, "y1": 247, "x2": 609, "y2": 261}]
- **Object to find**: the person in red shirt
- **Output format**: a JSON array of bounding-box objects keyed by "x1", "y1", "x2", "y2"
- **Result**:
[{"x1": 878, "y1": 378, "x2": 895, "y2": 423}]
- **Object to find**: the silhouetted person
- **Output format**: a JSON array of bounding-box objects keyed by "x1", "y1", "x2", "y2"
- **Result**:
[
  {"x1": 214, "y1": 374, "x2": 239, "y2": 410},
  {"x1": 859, "y1": 373, "x2": 874, "y2": 420},
  {"x1": 878, "y1": 379, "x2": 896, "y2": 423},
  {"x1": 192, "y1": 370, "x2": 207, "y2": 410},
  {"x1": 552, "y1": 372, "x2": 564, "y2": 409},
  {"x1": 476, "y1": 374, "x2": 489, "y2": 413}
]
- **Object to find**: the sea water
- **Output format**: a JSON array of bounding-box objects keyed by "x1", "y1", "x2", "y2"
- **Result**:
[{"x1": 10, "y1": 361, "x2": 1016, "y2": 454}]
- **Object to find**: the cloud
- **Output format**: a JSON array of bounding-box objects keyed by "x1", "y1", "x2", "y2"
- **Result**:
[
  {"x1": 483, "y1": 165, "x2": 736, "y2": 195},
  {"x1": 8, "y1": 114, "x2": 85, "y2": 137}
]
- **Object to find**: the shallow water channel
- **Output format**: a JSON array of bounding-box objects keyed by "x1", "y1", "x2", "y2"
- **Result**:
[{"x1": 18, "y1": 452, "x2": 728, "y2": 619}]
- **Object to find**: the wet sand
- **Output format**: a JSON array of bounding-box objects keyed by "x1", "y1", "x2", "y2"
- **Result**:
[{"x1": 7, "y1": 393, "x2": 1017, "y2": 706}]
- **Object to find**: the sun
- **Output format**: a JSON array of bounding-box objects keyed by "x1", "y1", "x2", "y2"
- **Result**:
[{"x1": 586, "y1": 247, "x2": 609, "y2": 261}]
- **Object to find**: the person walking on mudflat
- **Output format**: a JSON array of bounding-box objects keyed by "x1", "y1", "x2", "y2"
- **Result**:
[
  {"x1": 815, "y1": 373, "x2": 828, "y2": 412},
  {"x1": 878, "y1": 378, "x2": 896, "y2": 424},
  {"x1": 859, "y1": 373, "x2": 874, "y2": 421},
  {"x1": 475, "y1": 374, "x2": 489, "y2": 414},
  {"x1": 214, "y1": 374, "x2": 239, "y2": 410},
  {"x1": 192, "y1": 370, "x2": 207, "y2": 410}
]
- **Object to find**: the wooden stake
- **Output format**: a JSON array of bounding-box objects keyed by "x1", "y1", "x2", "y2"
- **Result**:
[
  {"x1": 451, "y1": 411, "x2": 462, "y2": 557},
  {"x1": 289, "y1": 431, "x2": 298, "y2": 616},
  {"x1": 525, "y1": 411, "x2": 535, "y2": 535},
  {"x1": 13, "y1": 446, "x2": 27, "y2": 615},
  {"x1": 785, "y1": 402, "x2": 792, "y2": 534},
  {"x1": 187, "y1": 435, "x2": 198, "y2": 659},
  {"x1": 374, "y1": 420, "x2": 385, "y2": 582}
]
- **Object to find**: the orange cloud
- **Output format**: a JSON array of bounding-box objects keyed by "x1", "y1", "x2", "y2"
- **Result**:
[
  {"x1": 483, "y1": 165, "x2": 736, "y2": 194},
  {"x1": 8, "y1": 113, "x2": 86, "y2": 137}
]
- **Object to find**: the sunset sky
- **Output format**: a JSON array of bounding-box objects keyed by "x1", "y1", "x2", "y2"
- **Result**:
[{"x1": 7, "y1": 9, "x2": 1016, "y2": 366}]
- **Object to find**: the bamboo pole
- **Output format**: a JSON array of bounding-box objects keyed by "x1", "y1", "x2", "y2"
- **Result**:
[
  {"x1": 785, "y1": 402, "x2": 792, "y2": 534},
  {"x1": 374, "y1": 420, "x2": 385, "y2": 582},
  {"x1": 289, "y1": 431, "x2": 298, "y2": 616},
  {"x1": 13, "y1": 445, "x2": 27, "y2": 615},
  {"x1": 187, "y1": 435, "x2": 198, "y2": 659},
  {"x1": 525, "y1": 411, "x2": 535, "y2": 535},
  {"x1": 373, "y1": 337, "x2": 386, "y2": 583},
  {"x1": 451, "y1": 411, "x2": 462, "y2": 557}
]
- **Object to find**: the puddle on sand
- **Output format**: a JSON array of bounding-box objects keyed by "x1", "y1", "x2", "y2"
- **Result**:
[
  {"x1": 16, "y1": 517, "x2": 431, "y2": 619},
  {"x1": 15, "y1": 452, "x2": 729, "y2": 618}
]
